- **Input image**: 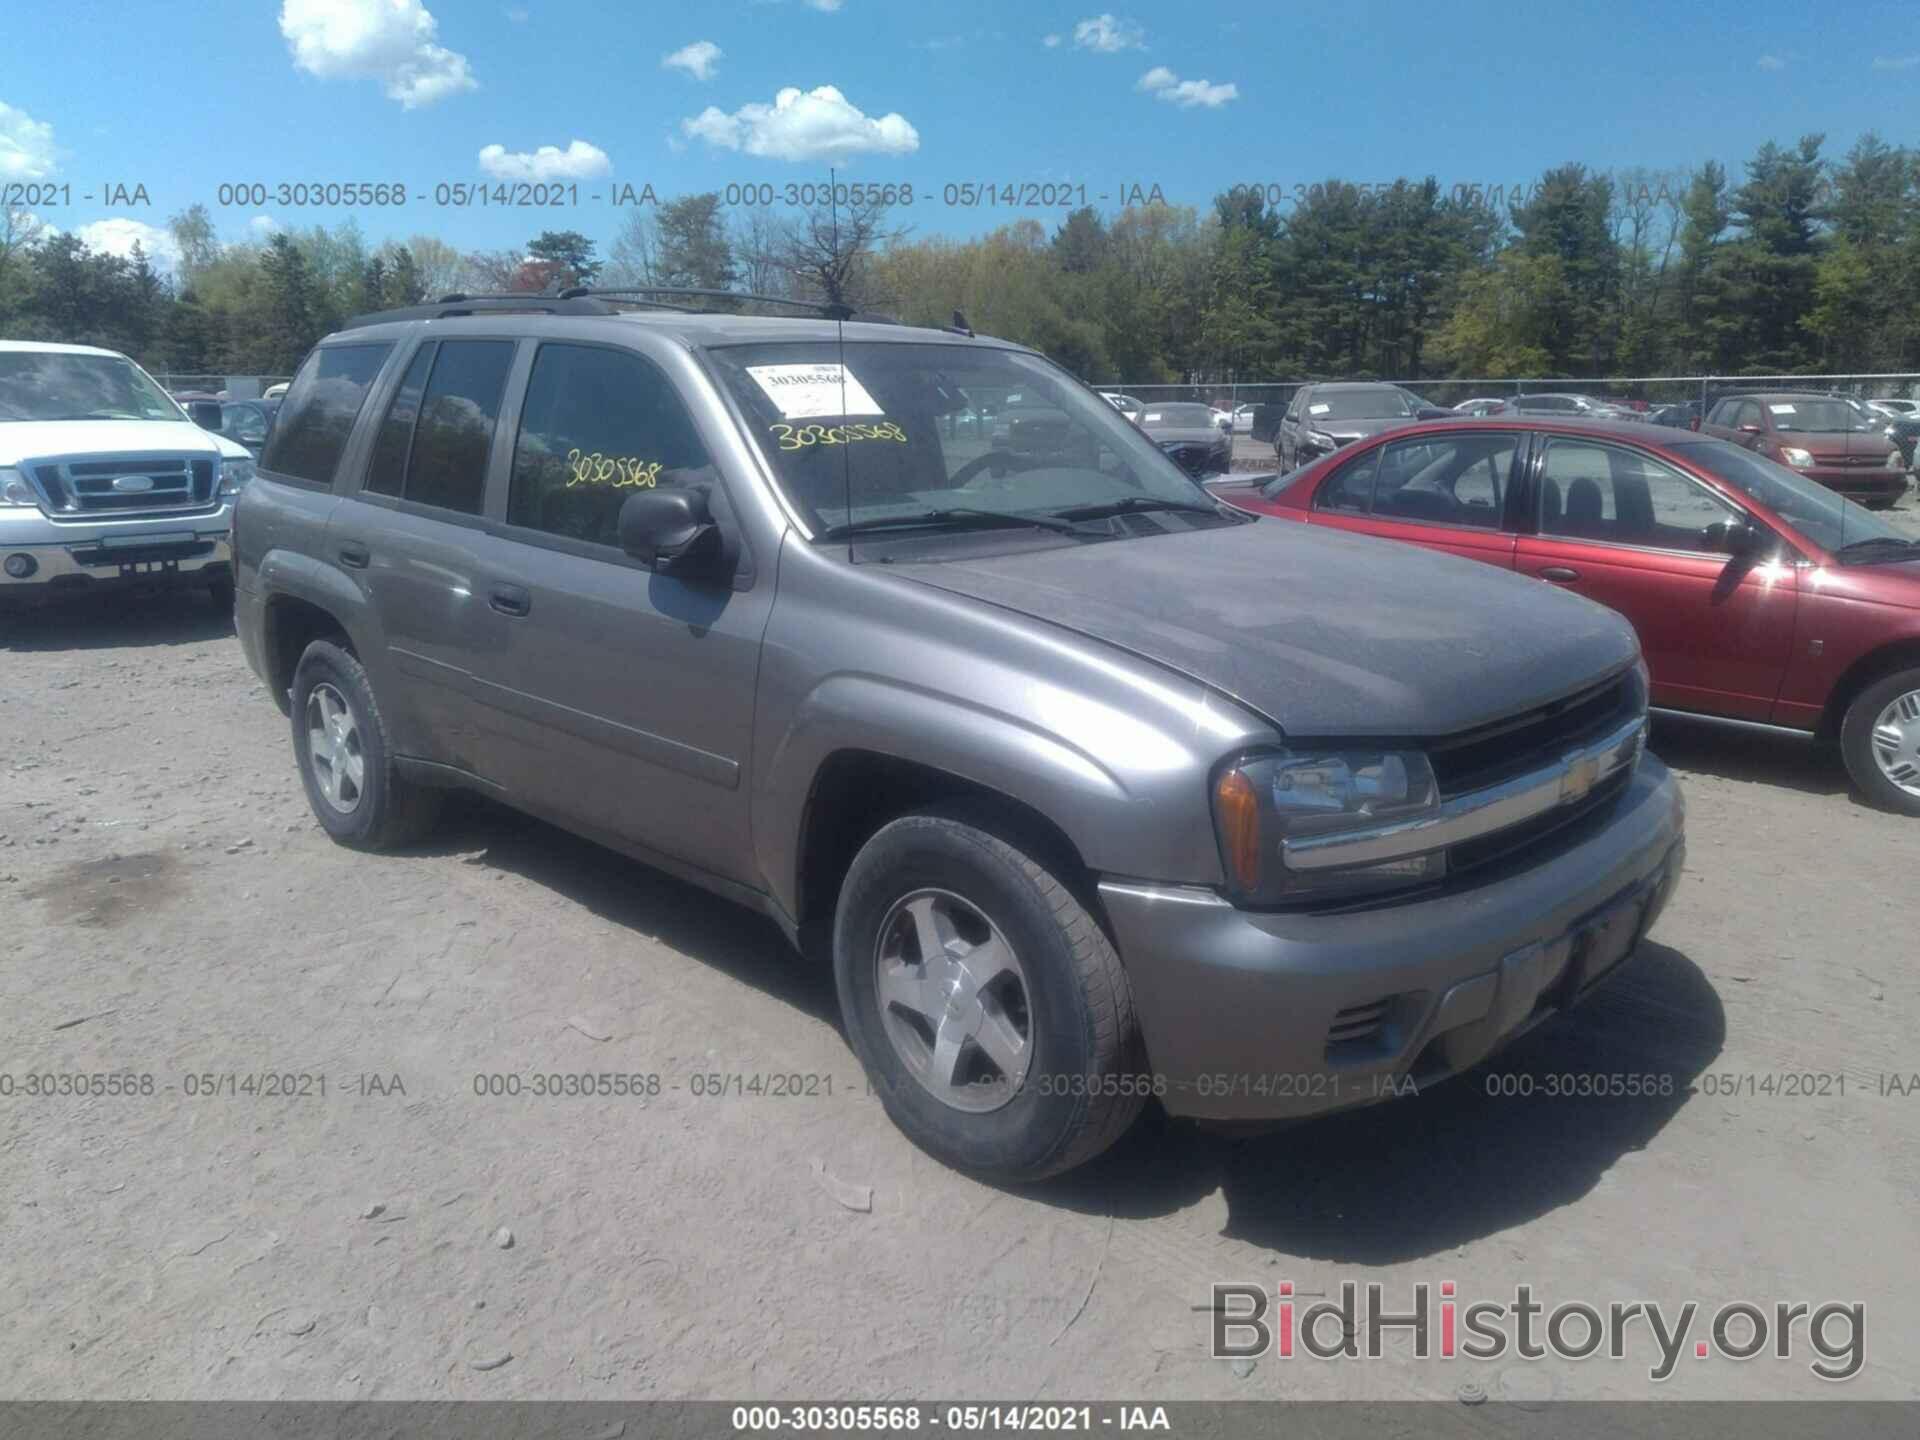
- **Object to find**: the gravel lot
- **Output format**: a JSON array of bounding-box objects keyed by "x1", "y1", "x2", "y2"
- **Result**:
[{"x1": 4, "y1": 511, "x2": 1918, "y2": 1402}]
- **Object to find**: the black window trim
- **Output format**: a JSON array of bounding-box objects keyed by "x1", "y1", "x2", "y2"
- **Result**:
[
  {"x1": 345, "y1": 334, "x2": 526, "y2": 531},
  {"x1": 260, "y1": 340, "x2": 398, "y2": 492},
  {"x1": 1314, "y1": 428, "x2": 1525, "y2": 536}
]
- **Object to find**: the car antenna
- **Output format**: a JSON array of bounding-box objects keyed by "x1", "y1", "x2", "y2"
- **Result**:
[{"x1": 831, "y1": 168, "x2": 855, "y2": 559}]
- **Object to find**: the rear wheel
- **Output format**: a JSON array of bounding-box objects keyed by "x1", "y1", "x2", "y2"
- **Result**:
[
  {"x1": 833, "y1": 811, "x2": 1147, "y2": 1180},
  {"x1": 1840, "y1": 666, "x2": 1920, "y2": 816},
  {"x1": 290, "y1": 639, "x2": 442, "y2": 848}
]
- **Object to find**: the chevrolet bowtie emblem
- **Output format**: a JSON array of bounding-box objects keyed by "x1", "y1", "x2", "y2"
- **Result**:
[{"x1": 1561, "y1": 752, "x2": 1602, "y2": 804}]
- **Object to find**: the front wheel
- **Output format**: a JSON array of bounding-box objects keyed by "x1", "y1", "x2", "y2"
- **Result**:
[
  {"x1": 1840, "y1": 667, "x2": 1920, "y2": 816},
  {"x1": 833, "y1": 812, "x2": 1147, "y2": 1180}
]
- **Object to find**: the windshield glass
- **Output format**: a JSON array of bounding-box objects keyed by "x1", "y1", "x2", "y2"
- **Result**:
[
  {"x1": 1765, "y1": 399, "x2": 1877, "y2": 434},
  {"x1": 0, "y1": 351, "x2": 186, "y2": 422},
  {"x1": 1140, "y1": 404, "x2": 1214, "y2": 426},
  {"x1": 1679, "y1": 439, "x2": 1908, "y2": 553},
  {"x1": 704, "y1": 341, "x2": 1226, "y2": 544},
  {"x1": 1311, "y1": 388, "x2": 1415, "y2": 420}
]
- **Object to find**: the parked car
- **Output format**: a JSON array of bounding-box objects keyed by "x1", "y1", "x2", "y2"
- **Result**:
[
  {"x1": 1865, "y1": 398, "x2": 1917, "y2": 421},
  {"x1": 1230, "y1": 403, "x2": 1258, "y2": 433},
  {"x1": 1137, "y1": 401, "x2": 1232, "y2": 475},
  {"x1": 1215, "y1": 415, "x2": 1920, "y2": 813},
  {"x1": 1453, "y1": 397, "x2": 1509, "y2": 417},
  {"x1": 1699, "y1": 392, "x2": 1905, "y2": 508},
  {"x1": 1275, "y1": 382, "x2": 1447, "y2": 471},
  {"x1": 1506, "y1": 393, "x2": 1637, "y2": 421},
  {"x1": 211, "y1": 398, "x2": 281, "y2": 456},
  {"x1": 1097, "y1": 391, "x2": 1145, "y2": 421},
  {"x1": 262, "y1": 381, "x2": 290, "y2": 401},
  {"x1": 0, "y1": 341, "x2": 254, "y2": 611},
  {"x1": 1884, "y1": 414, "x2": 1920, "y2": 469},
  {"x1": 234, "y1": 294, "x2": 1682, "y2": 1177},
  {"x1": 1647, "y1": 402, "x2": 1703, "y2": 431}
]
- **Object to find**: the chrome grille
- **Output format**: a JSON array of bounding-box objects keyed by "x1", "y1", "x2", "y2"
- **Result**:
[{"x1": 28, "y1": 454, "x2": 217, "y2": 517}]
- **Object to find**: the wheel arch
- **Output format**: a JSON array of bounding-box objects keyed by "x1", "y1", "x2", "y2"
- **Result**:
[{"x1": 1819, "y1": 638, "x2": 1920, "y2": 740}]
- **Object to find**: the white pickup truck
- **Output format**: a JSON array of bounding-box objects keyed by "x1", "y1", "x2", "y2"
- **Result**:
[{"x1": 0, "y1": 340, "x2": 255, "y2": 610}]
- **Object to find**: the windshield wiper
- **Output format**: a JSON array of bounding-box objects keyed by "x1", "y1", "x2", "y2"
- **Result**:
[
  {"x1": 1045, "y1": 496, "x2": 1224, "y2": 522},
  {"x1": 1834, "y1": 536, "x2": 1920, "y2": 563},
  {"x1": 817, "y1": 506, "x2": 1087, "y2": 540}
]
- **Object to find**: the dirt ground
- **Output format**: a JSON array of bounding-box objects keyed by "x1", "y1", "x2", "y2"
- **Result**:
[{"x1": 4, "y1": 514, "x2": 1918, "y2": 1403}]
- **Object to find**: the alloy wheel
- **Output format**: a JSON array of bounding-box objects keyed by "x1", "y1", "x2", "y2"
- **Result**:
[{"x1": 305, "y1": 682, "x2": 366, "y2": 814}]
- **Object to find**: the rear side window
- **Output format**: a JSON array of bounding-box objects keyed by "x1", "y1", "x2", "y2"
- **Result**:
[
  {"x1": 262, "y1": 344, "x2": 392, "y2": 485},
  {"x1": 507, "y1": 343, "x2": 713, "y2": 548},
  {"x1": 395, "y1": 341, "x2": 515, "y2": 515}
]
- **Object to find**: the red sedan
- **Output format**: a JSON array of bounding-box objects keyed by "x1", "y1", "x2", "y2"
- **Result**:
[{"x1": 1217, "y1": 417, "x2": 1920, "y2": 813}]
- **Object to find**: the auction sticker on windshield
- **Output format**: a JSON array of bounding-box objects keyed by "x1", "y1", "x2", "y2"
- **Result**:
[{"x1": 746, "y1": 363, "x2": 885, "y2": 419}]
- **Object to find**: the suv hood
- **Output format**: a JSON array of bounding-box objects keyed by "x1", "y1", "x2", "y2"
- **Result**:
[
  {"x1": 1299, "y1": 415, "x2": 1416, "y2": 443},
  {"x1": 889, "y1": 518, "x2": 1639, "y2": 738},
  {"x1": 1143, "y1": 424, "x2": 1226, "y2": 446},
  {"x1": 0, "y1": 418, "x2": 236, "y2": 466}
]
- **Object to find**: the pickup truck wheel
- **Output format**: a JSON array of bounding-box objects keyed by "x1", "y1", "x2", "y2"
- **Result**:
[
  {"x1": 834, "y1": 813, "x2": 1147, "y2": 1180},
  {"x1": 290, "y1": 639, "x2": 442, "y2": 849},
  {"x1": 1841, "y1": 667, "x2": 1920, "y2": 816}
]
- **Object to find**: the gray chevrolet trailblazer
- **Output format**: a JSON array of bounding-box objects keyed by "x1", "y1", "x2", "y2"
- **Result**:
[{"x1": 233, "y1": 292, "x2": 1684, "y2": 1180}]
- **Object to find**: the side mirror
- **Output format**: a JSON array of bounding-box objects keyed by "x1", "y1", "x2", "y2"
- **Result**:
[
  {"x1": 1416, "y1": 407, "x2": 1452, "y2": 421},
  {"x1": 1704, "y1": 518, "x2": 1770, "y2": 557},
  {"x1": 619, "y1": 486, "x2": 720, "y2": 574},
  {"x1": 187, "y1": 401, "x2": 223, "y2": 430}
]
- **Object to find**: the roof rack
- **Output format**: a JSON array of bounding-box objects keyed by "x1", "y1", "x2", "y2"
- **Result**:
[
  {"x1": 342, "y1": 287, "x2": 905, "y2": 330},
  {"x1": 342, "y1": 292, "x2": 622, "y2": 328},
  {"x1": 558, "y1": 286, "x2": 901, "y2": 325}
]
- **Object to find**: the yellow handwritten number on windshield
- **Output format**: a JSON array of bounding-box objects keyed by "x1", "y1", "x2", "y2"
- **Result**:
[{"x1": 564, "y1": 450, "x2": 663, "y2": 489}]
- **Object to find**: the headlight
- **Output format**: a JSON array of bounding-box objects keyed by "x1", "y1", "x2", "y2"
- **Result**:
[
  {"x1": 1212, "y1": 748, "x2": 1444, "y2": 905},
  {"x1": 219, "y1": 456, "x2": 256, "y2": 497},
  {"x1": 0, "y1": 468, "x2": 39, "y2": 507},
  {"x1": 1779, "y1": 447, "x2": 1813, "y2": 468}
]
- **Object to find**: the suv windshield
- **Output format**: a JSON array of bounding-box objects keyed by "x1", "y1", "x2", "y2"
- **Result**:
[
  {"x1": 1311, "y1": 389, "x2": 1415, "y2": 420},
  {"x1": 0, "y1": 351, "x2": 186, "y2": 422},
  {"x1": 1763, "y1": 399, "x2": 1878, "y2": 434},
  {"x1": 704, "y1": 341, "x2": 1228, "y2": 544},
  {"x1": 1680, "y1": 439, "x2": 1909, "y2": 554}
]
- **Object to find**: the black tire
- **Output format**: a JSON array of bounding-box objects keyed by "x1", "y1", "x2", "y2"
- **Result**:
[
  {"x1": 290, "y1": 638, "x2": 442, "y2": 849},
  {"x1": 1839, "y1": 666, "x2": 1920, "y2": 816},
  {"x1": 833, "y1": 810, "x2": 1147, "y2": 1181}
]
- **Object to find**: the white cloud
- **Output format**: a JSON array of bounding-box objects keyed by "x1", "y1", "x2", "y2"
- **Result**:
[
  {"x1": 1043, "y1": 33, "x2": 1062, "y2": 47},
  {"x1": 0, "y1": 101, "x2": 57, "y2": 179},
  {"x1": 1137, "y1": 66, "x2": 1237, "y2": 108},
  {"x1": 683, "y1": 85, "x2": 919, "y2": 163},
  {"x1": 250, "y1": 214, "x2": 281, "y2": 234},
  {"x1": 477, "y1": 139, "x2": 611, "y2": 181},
  {"x1": 663, "y1": 40, "x2": 723, "y2": 81},
  {"x1": 505, "y1": 5, "x2": 528, "y2": 20},
  {"x1": 805, "y1": 0, "x2": 843, "y2": 10},
  {"x1": 74, "y1": 218, "x2": 179, "y2": 267},
  {"x1": 1074, "y1": 14, "x2": 1144, "y2": 52},
  {"x1": 279, "y1": 0, "x2": 478, "y2": 108},
  {"x1": 1756, "y1": 54, "x2": 1786, "y2": 70},
  {"x1": 1872, "y1": 53, "x2": 1920, "y2": 70}
]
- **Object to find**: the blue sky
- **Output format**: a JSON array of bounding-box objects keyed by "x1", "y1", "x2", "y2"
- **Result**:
[{"x1": 4, "y1": 0, "x2": 1918, "y2": 272}]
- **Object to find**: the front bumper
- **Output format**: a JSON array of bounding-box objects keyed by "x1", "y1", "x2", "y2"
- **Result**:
[
  {"x1": 1804, "y1": 468, "x2": 1907, "y2": 506},
  {"x1": 1099, "y1": 757, "x2": 1685, "y2": 1122},
  {"x1": 0, "y1": 508, "x2": 233, "y2": 598}
]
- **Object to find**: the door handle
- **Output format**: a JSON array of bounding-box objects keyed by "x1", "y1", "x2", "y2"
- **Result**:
[
  {"x1": 488, "y1": 584, "x2": 531, "y2": 617},
  {"x1": 337, "y1": 543, "x2": 369, "y2": 569},
  {"x1": 1539, "y1": 565, "x2": 1580, "y2": 582}
]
